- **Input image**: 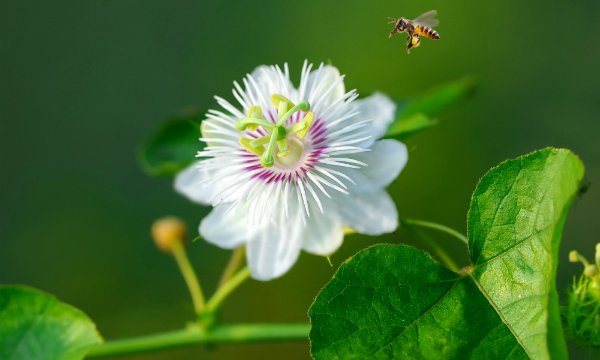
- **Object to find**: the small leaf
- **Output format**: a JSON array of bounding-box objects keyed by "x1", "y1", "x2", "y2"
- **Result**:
[
  {"x1": 384, "y1": 113, "x2": 438, "y2": 141},
  {"x1": 400, "y1": 77, "x2": 477, "y2": 119},
  {"x1": 0, "y1": 285, "x2": 103, "y2": 360},
  {"x1": 309, "y1": 148, "x2": 584, "y2": 359},
  {"x1": 385, "y1": 77, "x2": 477, "y2": 140},
  {"x1": 138, "y1": 112, "x2": 204, "y2": 177}
]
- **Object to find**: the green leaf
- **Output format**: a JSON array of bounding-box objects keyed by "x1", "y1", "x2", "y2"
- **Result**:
[
  {"x1": 0, "y1": 285, "x2": 103, "y2": 360},
  {"x1": 309, "y1": 148, "x2": 584, "y2": 359},
  {"x1": 384, "y1": 113, "x2": 438, "y2": 141},
  {"x1": 384, "y1": 77, "x2": 477, "y2": 140},
  {"x1": 138, "y1": 112, "x2": 204, "y2": 177}
]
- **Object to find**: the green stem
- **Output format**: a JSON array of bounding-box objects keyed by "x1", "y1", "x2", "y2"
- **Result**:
[
  {"x1": 207, "y1": 267, "x2": 251, "y2": 312},
  {"x1": 401, "y1": 221, "x2": 461, "y2": 272},
  {"x1": 172, "y1": 243, "x2": 206, "y2": 314},
  {"x1": 86, "y1": 323, "x2": 310, "y2": 358},
  {"x1": 402, "y1": 218, "x2": 469, "y2": 244},
  {"x1": 219, "y1": 246, "x2": 246, "y2": 287}
]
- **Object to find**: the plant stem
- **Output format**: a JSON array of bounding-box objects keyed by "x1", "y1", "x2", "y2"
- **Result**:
[
  {"x1": 207, "y1": 267, "x2": 251, "y2": 312},
  {"x1": 86, "y1": 323, "x2": 310, "y2": 358},
  {"x1": 172, "y1": 243, "x2": 206, "y2": 314},
  {"x1": 401, "y1": 218, "x2": 469, "y2": 244},
  {"x1": 402, "y1": 221, "x2": 461, "y2": 272},
  {"x1": 219, "y1": 246, "x2": 246, "y2": 287}
]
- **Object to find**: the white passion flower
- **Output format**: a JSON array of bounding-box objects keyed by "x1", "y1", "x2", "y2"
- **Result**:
[{"x1": 175, "y1": 62, "x2": 408, "y2": 281}]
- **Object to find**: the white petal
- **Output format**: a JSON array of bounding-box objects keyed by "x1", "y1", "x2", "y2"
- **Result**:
[
  {"x1": 249, "y1": 64, "x2": 296, "y2": 107},
  {"x1": 354, "y1": 92, "x2": 396, "y2": 140},
  {"x1": 302, "y1": 65, "x2": 346, "y2": 110},
  {"x1": 335, "y1": 190, "x2": 398, "y2": 236},
  {"x1": 343, "y1": 139, "x2": 408, "y2": 193},
  {"x1": 199, "y1": 204, "x2": 247, "y2": 249},
  {"x1": 246, "y1": 204, "x2": 305, "y2": 281},
  {"x1": 301, "y1": 211, "x2": 344, "y2": 256},
  {"x1": 174, "y1": 162, "x2": 215, "y2": 205}
]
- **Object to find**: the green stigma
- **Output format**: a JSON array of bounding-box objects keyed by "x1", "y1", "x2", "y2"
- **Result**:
[{"x1": 235, "y1": 94, "x2": 314, "y2": 168}]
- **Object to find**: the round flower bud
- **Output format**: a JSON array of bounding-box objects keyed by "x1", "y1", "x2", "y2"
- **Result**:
[
  {"x1": 152, "y1": 216, "x2": 187, "y2": 253},
  {"x1": 569, "y1": 250, "x2": 580, "y2": 263}
]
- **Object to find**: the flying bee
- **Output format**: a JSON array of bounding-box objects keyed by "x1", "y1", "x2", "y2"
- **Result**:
[{"x1": 388, "y1": 10, "x2": 440, "y2": 54}]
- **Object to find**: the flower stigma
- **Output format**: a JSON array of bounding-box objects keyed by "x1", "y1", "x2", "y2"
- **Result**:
[{"x1": 235, "y1": 94, "x2": 313, "y2": 168}]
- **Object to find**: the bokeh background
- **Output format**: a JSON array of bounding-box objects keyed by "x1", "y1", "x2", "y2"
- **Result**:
[{"x1": 1, "y1": 1, "x2": 599, "y2": 359}]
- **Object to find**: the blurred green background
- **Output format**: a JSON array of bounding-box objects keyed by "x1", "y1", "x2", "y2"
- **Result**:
[{"x1": 1, "y1": 1, "x2": 599, "y2": 359}]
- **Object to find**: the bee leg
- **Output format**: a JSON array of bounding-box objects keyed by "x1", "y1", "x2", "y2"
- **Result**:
[
  {"x1": 406, "y1": 35, "x2": 414, "y2": 54},
  {"x1": 388, "y1": 28, "x2": 399, "y2": 38}
]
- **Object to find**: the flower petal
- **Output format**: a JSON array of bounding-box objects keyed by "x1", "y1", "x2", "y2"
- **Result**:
[
  {"x1": 174, "y1": 162, "x2": 214, "y2": 205},
  {"x1": 199, "y1": 204, "x2": 247, "y2": 249},
  {"x1": 246, "y1": 206, "x2": 305, "y2": 281},
  {"x1": 248, "y1": 64, "x2": 296, "y2": 110},
  {"x1": 335, "y1": 190, "x2": 399, "y2": 236},
  {"x1": 301, "y1": 206, "x2": 344, "y2": 256},
  {"x1": 343, "y1": 139, "x2": 408, "y2": 193},
  {"x1": 301, "y1": 65, "x2": 346, "y2": 111},
  {"x1": 354, "y1": 92, "x2": 396, "y2": 140}
]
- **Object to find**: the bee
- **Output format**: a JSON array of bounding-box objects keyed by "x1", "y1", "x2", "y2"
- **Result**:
[{"x1": 388, "y1": 10, "x2": 440, "y2": 54}]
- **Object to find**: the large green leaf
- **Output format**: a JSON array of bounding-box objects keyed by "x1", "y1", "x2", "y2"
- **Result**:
[
  {"x1": 309, "y1": 148, "x2": 584, "y2": 359},
  {"x1": 384, "y1": 77, "x2": 476, "y2": 140},
  {"x1": 0, "y1": 286, "x2": 103, "y2": 360},
  {"x1": 138, "y1": 112, "x2": 204, "y2": 177}
]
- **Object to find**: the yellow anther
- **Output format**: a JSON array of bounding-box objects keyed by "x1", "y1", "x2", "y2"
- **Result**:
[
  {"x1": 290, "y1": 112, "x2": 314, "y2": 139},
  {"x1": 270, "y1": 94, "x2": 295, "y2": 111},
  {"x1": 246, "y1": 106, "x2": 264, "y2": 131},
  {"x1": 248, "y1": 105, "x2": 263, "y2": 118},
  {"x1": 239, "y1": 137, "x2": 264, "y2": 156},
  {"x1": 277, "y1": 101, "x2": 288, "y2": 119}
]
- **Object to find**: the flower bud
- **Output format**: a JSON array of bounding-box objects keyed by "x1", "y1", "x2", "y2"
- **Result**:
[
  {"x1": 569, "y1": 250, "x2": 580, "y2": 263},
  {"x1": 151, "y1": 216, "x2": 187, "y2": 253}
]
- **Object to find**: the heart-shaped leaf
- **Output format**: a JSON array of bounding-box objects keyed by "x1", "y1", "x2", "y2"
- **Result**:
[
  {"x1": 309, "y1": 148, "x2": 584, "y2": 359},
  {"x1": 0, "y1": 286, "x2": 103, "y2": 360}
]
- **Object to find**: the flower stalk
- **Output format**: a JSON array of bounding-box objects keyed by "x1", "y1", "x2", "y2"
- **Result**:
[
  {"x1": 219, "y1": 246, "x2": 246, "y2": 287},
  {"x1": 207, "y1": 267, "x2": 252, "y2": 313},
  {"x1": 86, "y1": 323, "x2": 310, "y2": 358},
  {"x1": 171, "y1": 242, "x2": 206, "y2": 314}
]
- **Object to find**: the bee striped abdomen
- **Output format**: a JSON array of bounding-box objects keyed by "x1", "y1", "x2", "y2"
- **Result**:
[{"x1": 414, "y1": 26, "x2": 440, "y2": 40}]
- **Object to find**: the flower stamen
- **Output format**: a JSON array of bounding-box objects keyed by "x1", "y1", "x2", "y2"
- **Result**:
[{"x1": 238, "y1": 93, "x2": 314, "y2": 168}]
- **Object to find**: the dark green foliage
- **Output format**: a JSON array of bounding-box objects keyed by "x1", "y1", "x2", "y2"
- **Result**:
[{"x1": 310, "y1": 148, "x2": 584, "y2": 359}]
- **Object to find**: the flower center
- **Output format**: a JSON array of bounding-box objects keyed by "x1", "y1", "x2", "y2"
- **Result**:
[
  {"x1": 275, "y1": 136, "x2": 304, "y2": 167},
  {"x1": 235, "y1": 94, "x2": 314, "y2": 168}
]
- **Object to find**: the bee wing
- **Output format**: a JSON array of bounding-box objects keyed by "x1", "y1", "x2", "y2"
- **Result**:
[{"x1": 413, "y1": 10, "x2": 439, "y2": 27}]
